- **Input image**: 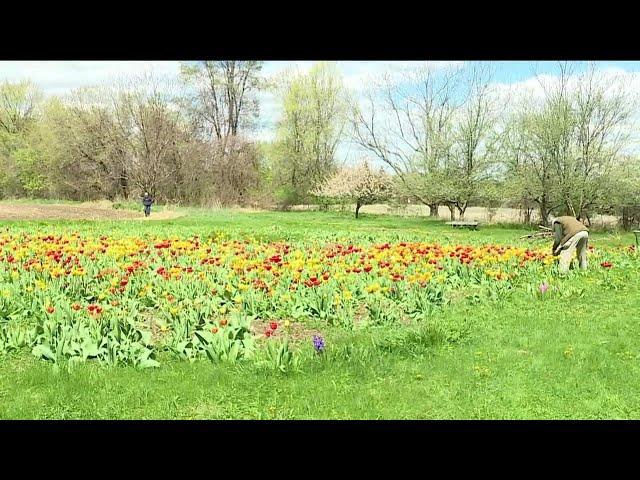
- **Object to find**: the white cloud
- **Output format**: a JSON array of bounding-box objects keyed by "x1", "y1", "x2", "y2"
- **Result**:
[
  {"x1": 338, "y1": 61, "x2": 465, "y2": 93},
  {"x1": 491, "y1": 67, "x2": 640, "y2": 107},
  {"x1": 0, "y1": 61, "x2": 183, "y2": 96},
  {"x1": 261, "y1": 61, "x2": 316, "y2": 77}
]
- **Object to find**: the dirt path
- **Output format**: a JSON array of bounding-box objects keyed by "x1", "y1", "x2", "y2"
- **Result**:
[{"x1": 0, "y1": 202, "x2": 185, "y2": 221}]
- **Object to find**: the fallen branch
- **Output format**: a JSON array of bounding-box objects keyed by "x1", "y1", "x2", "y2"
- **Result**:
[{"x1": 520, "y1": 231, "x2": 554, "y2": 240}]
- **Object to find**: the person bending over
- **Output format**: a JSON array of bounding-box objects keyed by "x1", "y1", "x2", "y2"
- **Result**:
[{"x1": 551, "y1": 216, "x2": 589, "y2": 273}]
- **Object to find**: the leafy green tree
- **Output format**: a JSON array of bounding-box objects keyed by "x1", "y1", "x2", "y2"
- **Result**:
[{"x1": 271, "y1": 62, "x2": 349, "y2": 206}]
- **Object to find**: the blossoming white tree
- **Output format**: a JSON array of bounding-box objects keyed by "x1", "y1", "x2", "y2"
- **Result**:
[{"x1": 314, "y1": 161, "x2": 392, "y2": 218}]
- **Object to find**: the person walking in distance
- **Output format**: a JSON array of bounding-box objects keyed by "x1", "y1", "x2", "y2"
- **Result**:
[
  {"x1": 142, "y1": 192, "x2": 154, "y2": 217},
  {"x1": 551, "y1": 216, "x2": 589, "y2": 274}
]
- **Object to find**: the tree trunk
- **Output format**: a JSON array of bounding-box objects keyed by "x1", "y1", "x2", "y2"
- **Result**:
[
  {"x1": 622, "y1": 206, "x2": 630, "y2": 231},
  {"x1": 565, "y1": 197, "x2": 576, "y2": 218},
  {"x1": 119, "y1": 169, "x2": 129, "y2": 199},
  {"x1": 523, "y1": 208, "x2": 532, "y2": 225},
  {"x1": 457, "y1": 204, "x2": 467, "y2": 221},
  {"x1": 538, "y1": 198, "x2": 551, "y2": 227},
  {"x1": 447, "y1": 204, "x2": 456, "y2": 221},
  {"x1": 355, "y1": 202, "x2": 362, "y2": 219},
  {"x1": 428, "y1": 203, "x2": 439, "y2": 218}
]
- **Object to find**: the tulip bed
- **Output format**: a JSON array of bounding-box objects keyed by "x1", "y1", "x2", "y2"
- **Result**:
[{"x1": 0, "y1": 219, "x2": 637, "y2": 371}]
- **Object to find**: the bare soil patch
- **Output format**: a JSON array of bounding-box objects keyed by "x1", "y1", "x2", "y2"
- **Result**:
[
  {"x1": 251, "y1": 319, "x2": 323, "y2": 346},
  {"x1": 0, "y1": 201, "x2": 184, "y2": 221}
]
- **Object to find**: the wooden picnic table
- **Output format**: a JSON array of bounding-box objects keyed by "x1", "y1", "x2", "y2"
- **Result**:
[{"x1": 446, "y1": 221, "x2": 479, "y2": 230}]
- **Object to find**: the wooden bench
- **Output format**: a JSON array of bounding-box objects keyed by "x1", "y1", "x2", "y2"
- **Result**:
[{"x1": 446, "y1": 221, "x2": 479, "y2": 230}]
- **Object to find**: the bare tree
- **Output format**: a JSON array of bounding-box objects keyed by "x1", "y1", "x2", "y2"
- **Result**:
[
  {"x1": 446, "y1": 64, "x2": 500, "y2": 220},
  {"x1": 505, "y1": 62, "x2": 635, "y2": 225},
  {"x1": 570, "y1": 63, "x2": 635, "y2": 220},
  {"x1": 350, "y1": 63, "x2": 498, "y2": 220},
  {"x1": 180, "y1": 61, "x2": 263, "y2": 141},
  {"x1": 43, "y1": 88, "x2": 122, "y2": 200},
  {"x1": 108, "y1": 73, "x2": 187, "y2": 200}
]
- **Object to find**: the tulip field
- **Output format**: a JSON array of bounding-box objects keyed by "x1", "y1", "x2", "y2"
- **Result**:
[{"x1": 1, "y1": 209, "x2": 639, "y2": 419}]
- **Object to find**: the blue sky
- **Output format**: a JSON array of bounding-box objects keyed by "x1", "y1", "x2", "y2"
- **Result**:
[{"x1": 2, "y1": 60, "x2": 640, "y2": 162}]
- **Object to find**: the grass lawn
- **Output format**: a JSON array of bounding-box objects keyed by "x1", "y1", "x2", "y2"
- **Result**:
[{"x1": 0, "y1": 210, "x2": 638, "y2": 419}]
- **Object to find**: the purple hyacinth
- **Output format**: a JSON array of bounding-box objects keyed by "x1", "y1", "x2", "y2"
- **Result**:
[{"x1": 312, "y1": 335, "x2": 325, "y2": 353}]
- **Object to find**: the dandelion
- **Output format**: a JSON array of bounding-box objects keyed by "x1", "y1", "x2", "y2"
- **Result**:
[{"x1": 312, "y1": 335, "x2": 325, "y2": 354}]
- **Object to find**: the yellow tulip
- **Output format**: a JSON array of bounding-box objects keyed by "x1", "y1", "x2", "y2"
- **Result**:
[{"x1": 365, "y1": 283, "x2": 381, "y2": 294}]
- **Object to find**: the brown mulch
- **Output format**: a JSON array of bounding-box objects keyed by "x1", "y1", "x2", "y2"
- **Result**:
[{"x1": 251, "y1": 318, "x2": 324, "y2": 346}]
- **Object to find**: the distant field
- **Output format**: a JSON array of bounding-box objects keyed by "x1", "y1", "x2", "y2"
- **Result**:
[{"x1": 292, "y1": 203, "x2": 621, "y2": 228}]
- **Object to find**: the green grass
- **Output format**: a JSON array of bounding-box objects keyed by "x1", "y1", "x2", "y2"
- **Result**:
[
  {"x1": 0, "y1": 198, "x2": 80, "y2": 205},
  {"x1": 0, "y1": 209, "x2": 639, "y2": 419},
  {"x1": 1, "y1": 209, "x2": 635, "y2": 246}
]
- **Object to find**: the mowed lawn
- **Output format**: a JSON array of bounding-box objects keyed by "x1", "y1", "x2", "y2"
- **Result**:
[{"x1": 0, "y1": 209, "x2": 639, "y2": 419}]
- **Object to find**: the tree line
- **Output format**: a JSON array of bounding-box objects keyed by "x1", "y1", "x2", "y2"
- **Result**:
[{"x1": 1, "y1": 61, "x2": 639, "y2": 227}]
